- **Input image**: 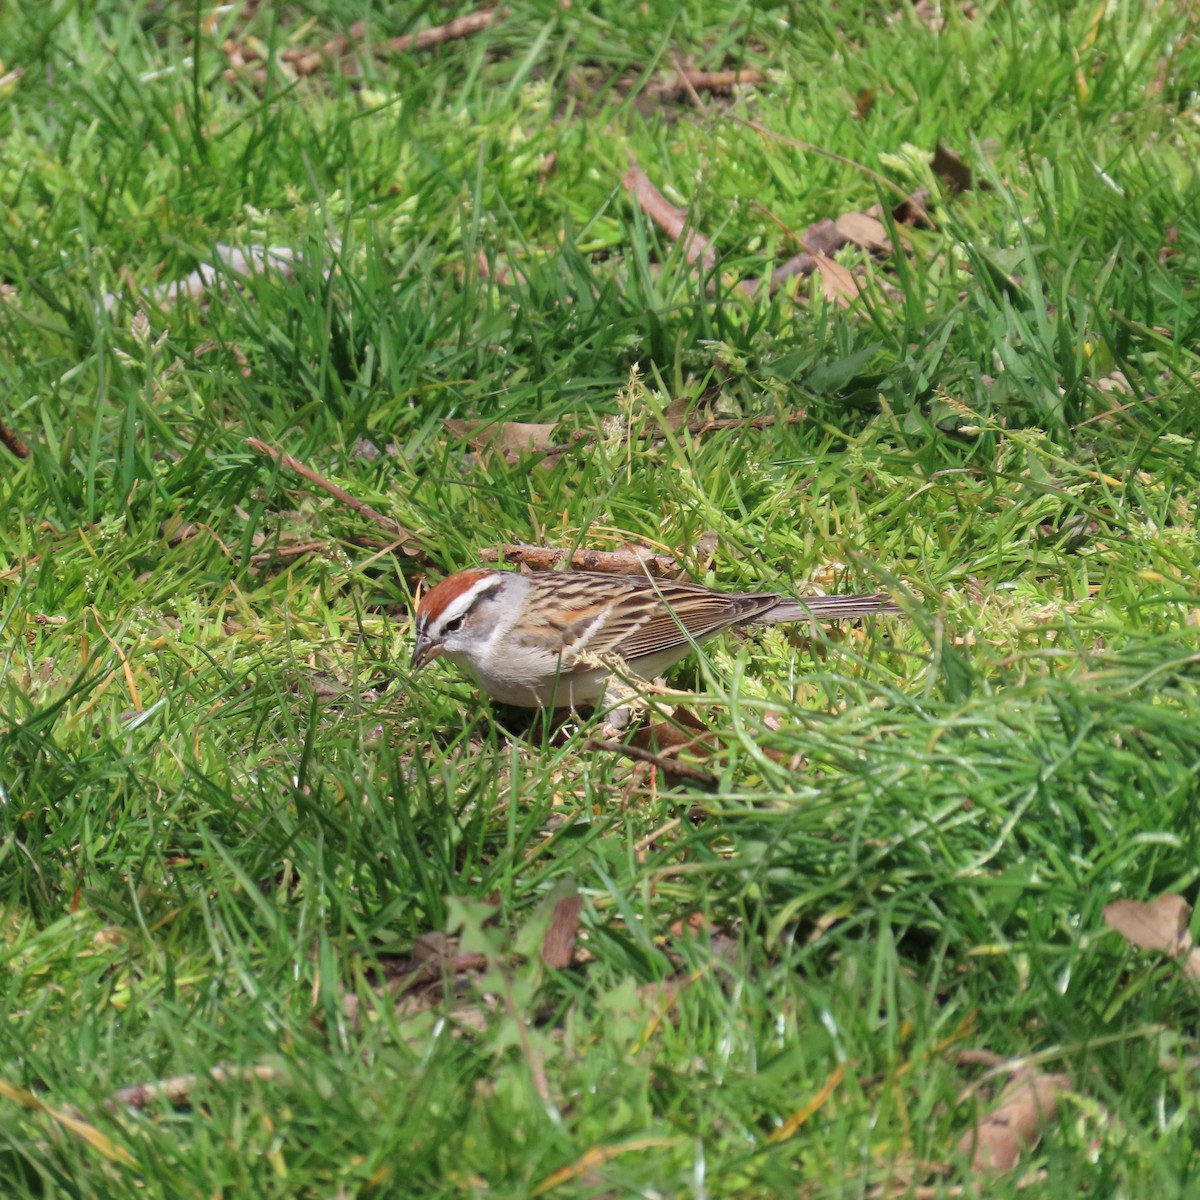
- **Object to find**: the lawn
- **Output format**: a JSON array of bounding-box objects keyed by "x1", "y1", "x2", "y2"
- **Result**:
[{"x1": 2, "y1": 1, "x2": 1199, "y2": 1196}]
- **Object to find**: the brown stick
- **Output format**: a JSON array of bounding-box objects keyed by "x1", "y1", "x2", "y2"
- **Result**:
[
  {"x1": 624, "y1": 160, "x2": 842, "y2": 299},
  {"x1": 646, "y1": 68, "x2": 766, "y2": 98},
  {"x1": 585, "y1": 737, "x2": 718, "y2": 788},
  {"x1": 246, "y1": 437, "x2": 425, "y2": 559},
  {"x1": 107, "y1": 1064, "x2": 284, "y2": 1111},
  {"x1": 333, "y1": 7, "x2": 509, "y2": 57},
  {"x1": 623, "y1": 161, "x2": 719, "y2": 274},
  {"x1": 680, "y1": 411, "x2": 806, "y2": 437},
  {"x1": 0, "y1": 417, "x2": 30, "y2": 458},
  {"x1": 386, "y1": 7, "x2": 507, "y2": 52},
  {"x1": 248, "y1": 540, "x2": 336, "y2": 566},
  {"x1": 480, "y1": 544, "x2": 680, "y2": 576}
]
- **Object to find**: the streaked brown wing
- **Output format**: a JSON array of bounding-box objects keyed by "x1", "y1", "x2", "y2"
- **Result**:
[
  {"x1": 527, "y1": 573, "x2": 778, "y2": 662},
  {"x1": 613, "y1": 579, "x2": 780, "y2": 659}
]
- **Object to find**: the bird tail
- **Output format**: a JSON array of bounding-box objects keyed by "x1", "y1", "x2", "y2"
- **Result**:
[{"x1": 766, "y1": 592, "x2": 901, "y2": 623}]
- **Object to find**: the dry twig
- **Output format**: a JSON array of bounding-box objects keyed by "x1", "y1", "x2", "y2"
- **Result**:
[
  {"x1": 585, "y1": 737, "x2": 718, "y2": 788},
  {"x1": 246, "y1": 437, "x2": 425, "y2": 559},
  {"x1": 107, "y1": 1063, "x2": 285, "y2": 1111},
  {"x1": 480, "y1": 544, "x2": 681, "y2": 576},
  {"x1": 0, "y1": 417, "x2": 30, "y2": 458},
  {"x1": 330, "y1": 6, "x2": 509, "y2": 58},
  {"x1": 646, "y1": 68, "x2": 765, "y2": 98},
  {"x1": 623, "y1": 160, "x2": 721, "y2": 276}
]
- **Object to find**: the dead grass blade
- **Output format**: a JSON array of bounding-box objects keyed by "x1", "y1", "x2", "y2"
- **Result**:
[
  {"x1": 765, "y1": 1063, "x2": 846, "y2": 1143},
  {"x1": 0, "y1": 1079, "x2": 135, "y2": 1165}
]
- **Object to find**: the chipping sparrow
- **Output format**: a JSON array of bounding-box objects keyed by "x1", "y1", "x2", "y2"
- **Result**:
[{"x1": 411, "y1": 568, "x2": 899, "y2": 709}]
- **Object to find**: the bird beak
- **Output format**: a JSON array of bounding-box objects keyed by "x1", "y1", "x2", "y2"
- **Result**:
[{"x1": 410, "y1": 629, "x2": 441, "y2": 672}]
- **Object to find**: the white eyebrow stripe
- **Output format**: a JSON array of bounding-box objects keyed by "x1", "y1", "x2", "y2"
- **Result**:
[{"x1": 430, "y1": 576, "x2": 502, "y2": 632}]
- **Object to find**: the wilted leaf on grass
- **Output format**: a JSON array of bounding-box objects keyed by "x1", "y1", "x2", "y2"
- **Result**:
[
  {"x1": 804, "y1": 245, "x2": 861, "y2": 306},
  {"x1": 339, "y1": 931, "x2": 490, "y2": 1029},
  {"x1": 1104, "y1": 893, "x2": 1200, "y2": 981},
  {"x1": 0, "y1": 416, "x2": 30, "y2": 458},
  {"x1": 955, "y1": 1068, "x2": 1070, "y2": 1173},
  {"x1": 892, "y1": 185, "x2": 932, "y2": 226},
  {"x1": 443, "y1": 418, "x2": 565, "y2": 460},
  {"x1": 931, "y1": 143, "x2": 975, "y2": 194},
  {"x1": 835, "y1": 212, "x2": 892, "y2": 256},
  {"x1": 540, "y1": 890, "x2": 583, "y2": 970}
]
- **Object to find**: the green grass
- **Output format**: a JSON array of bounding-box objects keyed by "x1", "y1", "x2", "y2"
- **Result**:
[{"x1": 2, "y1": 1, "x2": 1200, "y2": 1196}]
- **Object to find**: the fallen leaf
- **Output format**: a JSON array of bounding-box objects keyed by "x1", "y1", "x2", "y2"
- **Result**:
[
  {"x1": 623, "y1": 159, "x2": 718, "y2": 272},
  {"x1": 540, "y1": 891, "x2": 583, "y2": 969},
  {"x1": 931, "y1": 143, "x2": 974, "y2": 194},
  {"x1": 443, "y1": 419, "x2": 564, "y2": 458},
  {"x1": 804, "y1": 245, "x2": 861, "y2": 306},
  {"x1": 892, "y1": 186, "x2": 932, "y2": 226},
  {"x1": 1104, "y1": 893, "x2": 1200, "y2": 980},
  {"x1": 835, "y1": 211, "x2": 892, "y2": 256},
  {"x1": 955, "y1": 1068, "x2": 1070, "y2": 1173}
]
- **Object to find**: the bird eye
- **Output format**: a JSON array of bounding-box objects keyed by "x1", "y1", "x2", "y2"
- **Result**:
[{"x1": 441, "y1": 615, "x2": 465, "y2": 635}]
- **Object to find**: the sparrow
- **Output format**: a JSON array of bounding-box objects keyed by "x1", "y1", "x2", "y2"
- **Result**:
[{"x1": 410, "y1": 567, "x2": 899, "y2": 709}]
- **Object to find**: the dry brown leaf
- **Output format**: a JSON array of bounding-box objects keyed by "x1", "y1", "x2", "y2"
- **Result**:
[
  {"x1": 635, "y1": 705, "x2": 717, "y2": 755},
  {"x1": 955, "y1": 1069, "x2": 1070, "y2": 1173},
  {"x1": 540, "y1": 892, "x2": 583, "y2": 969},
  {"x1": 805, "y1": 248, "x2": 861, "y2": 305},
  {"x1": 1104, "y1": 893, "x2": 1200, "y2": 980},
  {"x1": 892, "y1": 186, "x2": 932, "y2": 227},
  {"x1": 931, "y1": 143, "x2": 974, "y2": 194},
  {"x1": 835, "y1": 211, "x2": 892, "y2": 256},
  {"x1": 661, "y1": 395, "x2": 695, "y2": 431},
  {"x1": 443, "y1": 418, "x2": 563, "y2": 458}
]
